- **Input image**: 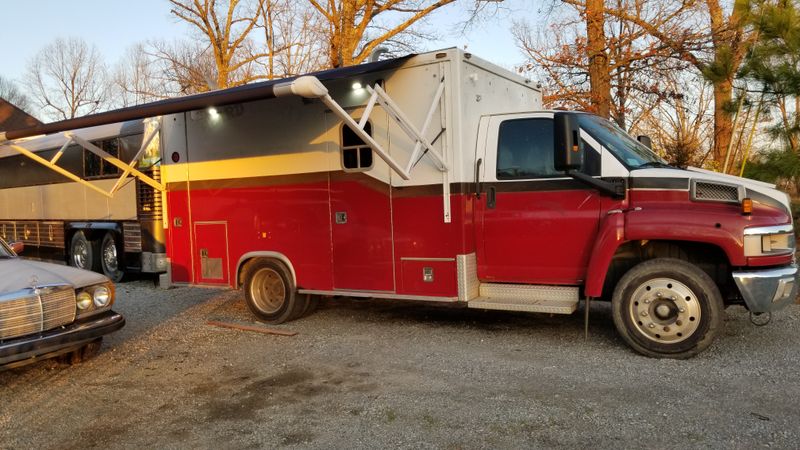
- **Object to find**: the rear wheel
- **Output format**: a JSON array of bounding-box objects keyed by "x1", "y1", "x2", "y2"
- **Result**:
[
  {"x1": 243, "y1": 259, "x2": 304, "y2": 324},
  {"x1": 100, "y1": 232, "x2": 124, "y2": 282},
  {"x1": 69, "y1": 231, "x2": 99, "y2": 272},
  {"x1": 611, "y1": 258, "x2": 724, "y2": 359}
]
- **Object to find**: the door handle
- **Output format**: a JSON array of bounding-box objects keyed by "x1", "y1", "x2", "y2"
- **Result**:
[
  {"x1": 487, "y1": 186, "x2": 496, "y2": 209},
  {"x1": 335, "y1": 211, "x2": 347, "y2": 224}
]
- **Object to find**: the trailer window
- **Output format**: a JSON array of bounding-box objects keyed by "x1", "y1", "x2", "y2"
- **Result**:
[
  {"x1": 341, "y1": 122, "x2": 373, "y2": 171},
  {"x1": 84, "y1": 138, "x2": 121, "y2": 178}
]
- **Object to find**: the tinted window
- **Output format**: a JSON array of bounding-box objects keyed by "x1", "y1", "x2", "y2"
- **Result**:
[
  {"x1": 496, "y1": 118, "x2": 557, "y2": 179},
  {"x1": 496, "y1": 118, "x2": 600, "y2": 179}
]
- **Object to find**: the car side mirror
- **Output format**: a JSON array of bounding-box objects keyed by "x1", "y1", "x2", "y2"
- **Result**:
[
  {"x1": 554, "y1": 112, "x2": 584, "y2": 172},
  {"x1": 637, "y1": 135, "x2": 652, "y2": 149},
  {"x1": 10, "y1": 241, "x2": 23, "y2": 254}
]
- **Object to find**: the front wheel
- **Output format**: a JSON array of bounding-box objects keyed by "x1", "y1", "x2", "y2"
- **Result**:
[{"x1": 611, "y1": 258, "x2": 724, "y2": 359}]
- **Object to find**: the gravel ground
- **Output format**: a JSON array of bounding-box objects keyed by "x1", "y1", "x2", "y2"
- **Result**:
[{"x1": 1, "y1": 280, "x2": 799, "y2": 449}]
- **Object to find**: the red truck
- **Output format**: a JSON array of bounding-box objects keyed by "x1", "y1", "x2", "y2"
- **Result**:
[{"x1": 1, "y1": 49, "x2": 796, "y2": 358}]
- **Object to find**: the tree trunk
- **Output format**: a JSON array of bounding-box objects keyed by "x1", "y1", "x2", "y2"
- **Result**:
[
  {"x1": 586, "y1": 0, "x2": 611, "y2": 119},
  {"x1": 712, "y1": 78, "x2": 734, "y2": 168}
]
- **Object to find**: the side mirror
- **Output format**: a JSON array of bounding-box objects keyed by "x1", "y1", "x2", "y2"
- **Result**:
[
  {"x1": 554, "y1": 112, "x2": 584, "y2": 172},
  {"x1": 637, "y1": 135, "x2": 652, "y2": 149},
  {"x1": 9, "y1": 241, "x2": 23, "y2": 254}
]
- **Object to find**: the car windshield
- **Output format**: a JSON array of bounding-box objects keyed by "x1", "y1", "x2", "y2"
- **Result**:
[{"x1": 577, "y1": 114, "x2": 667, "y2": 169}]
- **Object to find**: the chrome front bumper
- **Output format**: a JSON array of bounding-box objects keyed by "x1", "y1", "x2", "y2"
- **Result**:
[{"x1": 732, "y1": 265, "x2": 799, "y2": 314}]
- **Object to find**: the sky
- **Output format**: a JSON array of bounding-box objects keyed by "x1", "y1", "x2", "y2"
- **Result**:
[{"x1": 0, "y1": 0, "x2": 540, "y2": 84}]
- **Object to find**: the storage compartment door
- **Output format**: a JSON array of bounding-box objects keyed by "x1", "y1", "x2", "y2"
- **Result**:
[
  {"x1": 330, "y1": 172, "x2": 394, "y2": 291},
  {"x1": 193, "y1": 221, "x2": 229, "y2": 285}
]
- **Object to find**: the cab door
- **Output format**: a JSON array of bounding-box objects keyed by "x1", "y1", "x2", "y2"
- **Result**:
[{"x1": 475, "y1": 113, "x2": 603, "y2": 285}]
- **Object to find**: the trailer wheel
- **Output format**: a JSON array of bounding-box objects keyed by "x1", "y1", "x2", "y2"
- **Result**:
[
  {"x1": 611, "y1": 258, "x2": 723, "y2": 359},
  {"x1": 69, "y1": 231, "x2": 99, "y2": 272},
  {"x1": 243, "y1": 259, "x2": 304, "y2": 324},
  {"x1": 100, "y1": 232, "x2": 124, "y2": 282}
]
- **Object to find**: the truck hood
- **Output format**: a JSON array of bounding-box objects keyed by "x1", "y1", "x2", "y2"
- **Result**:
[
  {"x1": 631, "y1": 167, "x2": 792, "y2": 213},
  {"x1": 0, "y1": 258, "x2": 108, "y2": 292}
]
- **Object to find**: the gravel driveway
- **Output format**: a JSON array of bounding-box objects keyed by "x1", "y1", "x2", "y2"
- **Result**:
[{"x1": 1, "y1": 280, "x2": 799, "y2": 449}]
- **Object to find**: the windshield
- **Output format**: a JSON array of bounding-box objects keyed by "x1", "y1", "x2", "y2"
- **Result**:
[{"x1": 577, "y1": 114, "x2": 666, "y2": 169}]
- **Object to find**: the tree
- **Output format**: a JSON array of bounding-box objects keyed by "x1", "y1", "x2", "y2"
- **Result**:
[
  {"x1": 168, "y1": 0, "x2": 267, "y2": 89},
  {"x1": 515, "y1": 0, "x2": 691, "y2": 129},
  {"x1": 0, "y1": 76, "x2": 33, "y2": 114},
  {"x1": 305, "y1": 0, "x2": 459, "y2": 68},
  {"x1": 256, "y1": 0, "x2": 326, "y2": 78},
  {"x1": 23, "y1": 37, "x2": 109, "y2": 121},
  {"x1": 739, "y1": 0, "x2": 800, "y2": 152},
  {"x1": 605, "y1": 0, "x2": 755, "y2": 169},
  {"x1": 585, "y1": 0, "x2": 612, "y2": 118},
  {"x1": 113, "y1": 44, "x2": 173, "y2": 107}
]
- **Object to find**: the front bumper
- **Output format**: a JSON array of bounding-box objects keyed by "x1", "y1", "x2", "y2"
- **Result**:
[
  {"x1": 0, "y1": 310, "x2": 125, "y2": 369},
  {"x1": 732, "y1": 265, "x2": 799, "y2": 314}
]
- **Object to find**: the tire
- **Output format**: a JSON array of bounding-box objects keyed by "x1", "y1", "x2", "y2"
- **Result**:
[
  {"x1": 58, "y1": 338, "x2": 103, "y2": 365},
  {"x1": 299, "y1": 294, "x2": 319, "y2": 318},
  {"x1": 243, "y1": 259, "x2": 303, "y2": 324},
  {"x1": 69, "y1": 231, "x2": 99, "y2": 272},
  {"x1": 100, "y1": 232, "x2": 124, "y2": 282},
  {"x1": 611, "y1": 258, "x2": 724, "y2": 359}
]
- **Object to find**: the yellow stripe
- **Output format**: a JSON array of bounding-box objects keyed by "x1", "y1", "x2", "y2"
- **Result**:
[{"x1": 161, "y1": 151, "x2": 336, "y2": 184}]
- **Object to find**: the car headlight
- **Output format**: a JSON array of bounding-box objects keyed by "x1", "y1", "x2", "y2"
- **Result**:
[
  {"x1": 75, "y1": 282, "x2": 115, "y2": 317},
  {"x1": 76, "y1": 291, "x2": 93, "y2": 310},
  {"x1": 93, "y1": 286, "x2": 110, "y2": 307},
  {"x1": 743, "y1": 224, "x2": 796, "y2": 257}
]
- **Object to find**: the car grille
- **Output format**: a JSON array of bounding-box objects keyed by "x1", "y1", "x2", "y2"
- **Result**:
[{"x1": 0, "y1": 286, "x2": 76, "y2": 340}]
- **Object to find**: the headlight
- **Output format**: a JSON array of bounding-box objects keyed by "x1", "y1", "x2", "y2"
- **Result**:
[
  {"x1": 93, "y1": 286, "x2": 110, "y2": 307},
  {"x1": 75, "y1": 282, "x2": 115, "y2": 316},
  {"x1": 76, "y1": 291, "x2": 93, "y2": 310},
  {"x1": 744, "y1": 224, "x2": 796, "y2": 257}
]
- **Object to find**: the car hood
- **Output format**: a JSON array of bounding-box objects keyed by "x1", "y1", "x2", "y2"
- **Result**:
[{"x1": 0, "y1": 258, "x2": 108, "y2": 292}]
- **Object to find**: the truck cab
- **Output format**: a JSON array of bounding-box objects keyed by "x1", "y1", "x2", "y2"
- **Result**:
[{"x1": 475, "y1": 110, "x2": 797, "y2": 357}]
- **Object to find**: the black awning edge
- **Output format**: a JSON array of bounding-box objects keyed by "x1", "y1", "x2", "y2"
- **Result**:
[{"x1": 2, "y1": 55, "x2": 414, "y2": 142}]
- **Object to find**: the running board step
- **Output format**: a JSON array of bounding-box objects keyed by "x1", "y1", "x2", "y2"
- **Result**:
[{"x1": 468, "y1": 284, "x2": 579, "y2": 314}]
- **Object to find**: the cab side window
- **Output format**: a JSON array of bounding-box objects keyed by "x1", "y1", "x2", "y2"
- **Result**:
[
  {"x1": 496, "y1": 118, "x2": 600, "y2": 179},
  {"x1": 497, "y1": 118, "x2": 557, "y2": 179}
]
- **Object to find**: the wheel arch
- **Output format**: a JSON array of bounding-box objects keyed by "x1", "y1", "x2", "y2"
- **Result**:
[
  {"x1": 235, "y1": 251, "x2": 297, "y2": 289},
  {"x1": 596, "y1": 239, "x2": 731, "y2": 300}
]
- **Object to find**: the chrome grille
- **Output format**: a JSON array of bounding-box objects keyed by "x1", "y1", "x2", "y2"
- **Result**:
[
  {"x1": 692, "y1": 180, "x2": 741, "y2": 203},
  {"x1": 0, "y1": 286, "x2": 76, "y2": 340},
  {"x1": 41, "y1": 288, "x2": 77, "y2": 331}
]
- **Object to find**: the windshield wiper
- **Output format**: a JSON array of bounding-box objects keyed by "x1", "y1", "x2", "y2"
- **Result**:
[{"x1": 636, "y1": 161, "x2": 673, "y2": 169}]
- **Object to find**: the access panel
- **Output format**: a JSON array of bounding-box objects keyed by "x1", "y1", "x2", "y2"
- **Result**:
[{"x1": 193, "y1": 221, "x2": 229, "y2": 285}]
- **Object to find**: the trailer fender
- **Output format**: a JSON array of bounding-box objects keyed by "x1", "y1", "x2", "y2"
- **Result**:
[
  {"x1": 584, "y1": 212, "x2": 626, "y2": 297},
  {"x1": 235, "y1": 252, "x2": 297, "y2": 289}
]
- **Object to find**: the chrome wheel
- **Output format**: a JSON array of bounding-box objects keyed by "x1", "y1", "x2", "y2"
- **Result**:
[
  {"x1": 628, "y1": 277, "x2": 702, "y2": 344},
  {"x1": 248, "y1": 267, "x2": 287, "y2": 315},
  {"x1": 103, "y1": 239, "x2": 118, "y2": 272},
  {"x1": 72, "y1": 239, "x2": 89, "y2": 268}
]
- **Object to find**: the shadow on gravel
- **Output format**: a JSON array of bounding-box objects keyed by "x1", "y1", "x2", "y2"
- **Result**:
[{"x1": 314, "y1": 296, "x2": 620, "y2": 341}]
